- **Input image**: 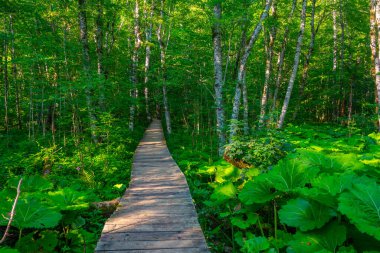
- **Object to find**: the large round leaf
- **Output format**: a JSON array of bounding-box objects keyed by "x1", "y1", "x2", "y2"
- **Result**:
[
  {"x1": 279, "y1": 198, "x2": 335, "y2": 231},
  {"x1": 338, "y1": 177, "x2": 380, "y2": 240},
  {"x1": 268, "y1": 159, "x2": 319, "y2": 192},
  {"x1": 287, "y1": 222, "x2": 347, "y2": 253},
  {"x1": 239, "y1": 174, "x2": 276, "y2": 205},
  {"x1": 9, "y1": 198, "x2": 61, "y2": 229},
  {"x1": 210, "y1": 182, "x2": 237, "y2": 204}
]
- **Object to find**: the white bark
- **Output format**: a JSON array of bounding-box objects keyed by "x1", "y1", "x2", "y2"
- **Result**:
[
  {"x1": 373, "y1": 0, "x2": 380, "y2": 130},
  {"x1": 129, "y1": 0, "x2": 142, "y2": 131},
  {"x1": 272, "y1": 0, "x2": 297, "y2": 113},
  {"x1": 229, "y1": 0, "x2": 272, "y2": 141},
  {"x1": 293, "y1": 0, "x2": 318, "y2": 120},
  {"x1": 277, "y1": 0, "x2": 307, "y2": 129},
  {"x1": 259, "y1": 1, "x2": 277, "y2": 127},
  {"x1": 143, "y1": 0, "x2": 154, "y2": 121},
  {"x1": 78, "y1": 0, "x2": 98, "y2": 142},
  {"x1": 212, "y1": 2, "x2": 225, "y2": 156},
  {"x1": 157, "y1": 0, "x2": 172, "y2": 134}
]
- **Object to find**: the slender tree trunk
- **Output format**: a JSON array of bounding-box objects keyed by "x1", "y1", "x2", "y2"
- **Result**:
[
  {"x1": 374, "y1": 0, "x2": 380, "y2": 130},
  {"x1": 212, "y1": 2, "x2": 225, "y2": 156},
  {"x1": 277, "y1": 0, "x2": 307, "y2": 129},
  {"x1": 229, "y1": 0, "x2": 272, "y2": 141},
  {"x1": 333, "y1": 0, "x2": 338, "y2": 73},
  {"x1": 143, "y1": 0, "x2": 154, "y2": 121},
  {"x1": 242, "y1": 71, "x2": 249, "y2": 134},
  {"x1": 272, "y1": 0, "x2": 297, "y2": 113},
  {"x1": 338, "y1": 0, "x2": 345, "y2": 119},
  {"x1": 157, "y1": 0, "x2": 172, "y2": 134},
  {"x1": 259, "y1": 1, "x2": 277, "y2": 127},
  {"x1": 9, "y1": 15, "x2": 22, "y2": 130},
  {"x1": 3, "y1": 18, "x2": 9, "y2": 132},
  {"x1": 129, "y1": 0, "x2": 142, "y2": 131},
  {"x1": 96, "y1": 0, "x2": 106, "y2": 110},
  {"x1": 78, "y1": 0, "x2": 98, "y2": 142},
  {"x1": 293, "y1": 0, "x2": 318, "y2": 120}
]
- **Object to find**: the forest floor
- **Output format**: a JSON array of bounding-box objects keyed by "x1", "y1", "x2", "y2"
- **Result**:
[{"x1": 167, "y1": 123, "x2": 380, "y2": 252}]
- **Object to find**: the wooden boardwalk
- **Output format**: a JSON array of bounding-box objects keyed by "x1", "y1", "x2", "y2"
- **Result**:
[{"x1": 95, "y1": 120, "x2": 209, "y2": 252}]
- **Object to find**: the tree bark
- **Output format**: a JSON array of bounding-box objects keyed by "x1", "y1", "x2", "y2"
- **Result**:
[
  {"x1": 10, "y1": 15, "x2": 22, "y2": 130},
  {"x1": 96, "y1": 0, "x2": 106, "y2": 111},
  {"x1": 271, "y1": 0, "x2": 297, "y2": 113},
  {"x1": 259, "y1": 1, "x2": 277, "y2": 127},
  {"x1": 157, "y1": 0, "x2": 172, "y2": 134},
  {"x1": 129, "y1": 0, "x2": 143, "y2": 131},
  {"x1": 374, "y1": 0, "x2": 380, "y2": 130},
  {"x1": 277, "y1": 0, "x2": 307, "y2": 129},
  {"x1": 143, "y1": 0, "x2": 154, "y2": 121},
  {"x1": 229, "y1": 0, "x2": 272, "y2": 141},
  {"x1": 293, "y1": 0, "x2": 319, "y2": 120},
  {"x1": 78, "y1": 0, "x2": 98, "y2": 142},
  {"x1": 212, "y1": 2, "x2": 225, "y2": 156},
  {"x1": 3, "y1": 18, "x2": 9, "y2": 132}
]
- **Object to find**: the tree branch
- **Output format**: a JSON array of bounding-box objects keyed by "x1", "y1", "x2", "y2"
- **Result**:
[{"x1": 0, "y1": 178, "x2": 22, "y2": 244}]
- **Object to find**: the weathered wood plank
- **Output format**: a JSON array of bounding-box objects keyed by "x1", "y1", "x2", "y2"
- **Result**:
[
  {"x1": 97, "y1": 239, "x2": 206, "y2": 250},
  {"x1": 95, "y1": 248, "x2": 209, "y2": 253},
  {"x1": 96, "y1": 120, "x2": 209, "y2": 252}
]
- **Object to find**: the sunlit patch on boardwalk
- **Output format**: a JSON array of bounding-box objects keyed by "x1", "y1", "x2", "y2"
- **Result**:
[{"x1": 95, "y1": 120, "x2": 209, "y2": 252}]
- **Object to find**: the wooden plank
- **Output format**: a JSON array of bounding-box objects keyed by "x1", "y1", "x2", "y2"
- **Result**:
[
  {"x1": 96, "y1": 239, "x2": 206, "y2": 250},
  {"x1": 95, "y1": 248, "x2": 209, "y2": 253},
  {"x1": 98, "y1": 230, "x2": 204, "y2": 241},
  {"x1": 95, "y1": 119, "x2": 209, "y2": 252}
]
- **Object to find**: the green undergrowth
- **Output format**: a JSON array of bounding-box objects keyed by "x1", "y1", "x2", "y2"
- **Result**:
[
  {"x1": 0, "y1": 116, "x2": 146, "y2": 252},
  {"x1": 167, "y1": 124, "x2": 380, "y2": 253}
]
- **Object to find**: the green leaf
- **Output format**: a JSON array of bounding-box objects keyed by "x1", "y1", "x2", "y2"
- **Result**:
[
  {"x1": 16, "y1": 231, "x2": 58, "y2": 253},
  {"x1": 0, "y1": 198, "x2": 62, "y2": 229},
  {"x1": 8, "y1": 176, "x2": 53, "y2": 192},
  {"x1": 215, "y1": 161, "x2": 240, "y2": 183},
  {"x1": 288, "y1": 222, "x2": 347, "y2": 253},
  {"x1": 279, "y1": 198, "x2": 335, "y2": 231},
  {"x1": 268, "y1": 159, "x2": 319, "y2": 192},
  {"x1": 47, "y1": 188, "x2": 95, "y2": 211},
  {"x1": 239, "y1": 175, "x2": 276, "y2": 205},
  {"x1": 242, "y1": 236, "x2": 270, "y2": 253},
  {"x1": 0, "y1": 248, "x2": 20, "y2": 253},
  {"x1": 312, "y1": 173, "x2": 353, "y2": 196},
  {"x1": 210, "y1": 182, "x2": 236, "y2": 203},
  {"x1": 231, "y1": 213, "x2": 258, "y2": 229},
  {"x1": 338, "y1": 177, "x2": 380, "y2": 240}
]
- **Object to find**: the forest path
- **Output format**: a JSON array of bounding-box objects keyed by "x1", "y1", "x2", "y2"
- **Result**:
[{"x1": 95, "y1": 119, "x2": 209, "y2": 252}]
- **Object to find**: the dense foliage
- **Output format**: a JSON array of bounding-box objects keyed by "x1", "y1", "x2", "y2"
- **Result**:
[
  {"x1": 1, "y1": 0, "x2": 380, "y2": 252},
  {"x1": 168, "y1": 125, "x2": 380, "y2": 252}
]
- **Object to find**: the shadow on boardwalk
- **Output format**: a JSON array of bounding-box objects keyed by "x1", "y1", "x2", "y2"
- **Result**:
[{"x1": 95, "y1": 120, "x2": 209, "y2": 253}]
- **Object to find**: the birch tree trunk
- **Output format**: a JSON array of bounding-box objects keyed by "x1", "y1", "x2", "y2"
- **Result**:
[
  {"x1": 229, "y1": 0, "x2": 272, "y2": 141},
  {"x1": 271, "y1": 0, "x2": 297, "y2": 113},
  {"x1": 10, "y1": 15, "x2": 22, "y2": 130},
  {"x1": 277, "y1": 0, "x2": 307, "y2": 129},
  {"x1": 374, "y1": 0, "x2": 380, "y2": 130},
  {"x1": 143, "y1": 0, "x2": 154, "y2": 121},
  {"x1": 157, "y1": 0, "x2": 172, "y2": 134},
  {"x1": 96, "y1": 0, "x2": 105, "y2": 110},
  {"x1": 333, "y1": 0, "x2": 338, "y2": 72},
  {"x1": 259, "y1": 1, "x2": 277, "y2": 127},
  {"x1": 3, "y1": 18, "x2": 9, "y2": 132},
  {"x1": 293, "y1": 0, "x2": 318, "y2": 120},
  {"x1": 242, "y1": 71, "x2": 249, "y2": 134},
  {"x1": 129, "y1": 0, "x2": 142, "y2": 131},
  {"x1": 212, "y1": 2, "x2": 225, "y2": 156},
  {"x1": 78, "y1": 0, "x2": 98, "y2": 142}
]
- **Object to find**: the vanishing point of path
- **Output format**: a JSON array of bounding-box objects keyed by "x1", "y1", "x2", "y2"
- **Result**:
[{"x1": 95, "y1": 120, "x2": 209, "y2": 252}]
